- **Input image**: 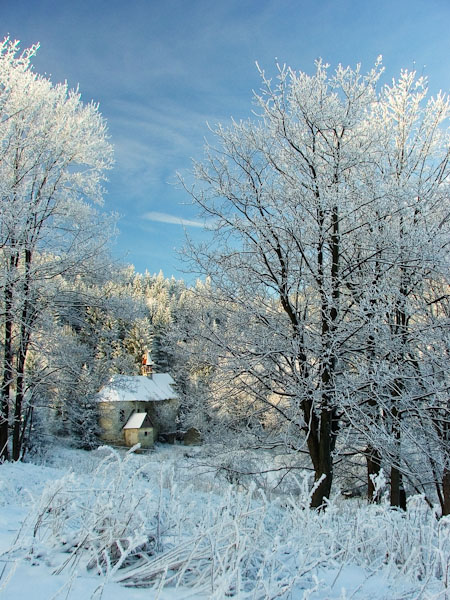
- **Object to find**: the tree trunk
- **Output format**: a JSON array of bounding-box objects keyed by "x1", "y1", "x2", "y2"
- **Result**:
[
  {"x1": 441, "y1": 409, "x2": 450, "y2": 516},
  {"x1": 307, "y1": 406, "x2": 338, "y2": 509},
  {"x1": 307, "y1": 203, "x2": 340, "y2": 509},
  {"x1": 310, "y1": 464, "x2": 333, "y2": 509},
  {"x1": 366, "y1": 445, "x2": 382, "y2": 502},
  {"x1": 12, "y1": 353, "x2": 27, "y2": 461},
  {"x1": 12, "y1": 249, "x2": 34, "y2": 461},
  {"x1": 389, "y1": 398, "x2": 406, "y2": 509},
  {"x1": 0, "y1": 252, "x2": 19, "y2": 461},
  {"x1": 442, "y1": 466, "x2": 450, "y2": 517},
  {"x1": 0, "y1": 394, "x2": 9, "y2": 461},
  {"x1": 388, "y1": 255, "x2": 408, "y2": 511},
  {"x1": 390, "y1": 464, "x2": 406, "y2": 510}
]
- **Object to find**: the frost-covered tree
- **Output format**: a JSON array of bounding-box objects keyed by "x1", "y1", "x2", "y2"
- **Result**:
[
  {"x1": 181, "y1": 59, "x2": 450, "y2": 508},
  {"x1": 38, "y1": 266, "x2": 158, "y2": 448},
  {"x1": 339, "y1": 70, "x2": 450, "y2": 509},
  {"x1": 0, "y1": 38, "x2": 114, "y2": 460},
  {"x1": 139, "y1": 270, "x2": 187, "y2": 373}
]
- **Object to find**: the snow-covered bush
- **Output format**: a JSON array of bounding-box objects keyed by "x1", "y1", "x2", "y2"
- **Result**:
[{"x1": 2, "y1": 446, "x2": 449, "y2": 599}]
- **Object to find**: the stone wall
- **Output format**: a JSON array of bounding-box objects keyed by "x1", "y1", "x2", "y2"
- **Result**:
[
  {"x1": 124, "y1": 427, "x2": 156, "y2": 448},
  {"x1": 98, "y1": 398, "x2": 179, "y2": 445}
]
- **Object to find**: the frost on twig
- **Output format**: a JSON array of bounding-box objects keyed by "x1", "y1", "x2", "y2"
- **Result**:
[{"x1": 2, "y1": 446, "x2": 446, "y2": 598}]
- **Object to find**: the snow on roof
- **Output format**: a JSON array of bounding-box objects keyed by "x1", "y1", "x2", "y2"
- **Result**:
[
  {"x1": 96, "y1": 374, "x2": 177, "y2": 403},
  {"x1": 123, "y1": 412, "x2": 151, "y2": 430}
]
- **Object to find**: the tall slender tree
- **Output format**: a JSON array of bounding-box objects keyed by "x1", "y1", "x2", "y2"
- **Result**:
[{"x1": 0, "y1": 38, "x2": 114, "y2": 460}]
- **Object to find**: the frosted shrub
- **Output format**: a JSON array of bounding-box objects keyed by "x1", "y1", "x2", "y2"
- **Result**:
[
  {"x1": 24, "y1": 447, "x2": 159, "y2": 577},
  {"x1": 6, "y1": 447, "x2": 449, "y2": 598}
]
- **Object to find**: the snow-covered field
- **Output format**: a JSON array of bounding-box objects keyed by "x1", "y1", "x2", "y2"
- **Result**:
[{"x1": 0, "y1": 443, "x2": 448, "y2": 599}]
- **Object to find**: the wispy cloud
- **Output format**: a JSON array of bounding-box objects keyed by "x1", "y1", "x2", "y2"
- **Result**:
[{"x1": 143, "y1": 211, "x2": 204, "y2": 228}]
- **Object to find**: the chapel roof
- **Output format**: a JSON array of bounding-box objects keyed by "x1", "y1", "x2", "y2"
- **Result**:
[
  {"x1": 96, "y1": 374, "x2": 177, "y2": 403},
  {"x1": 123, "y1": 412, "x2": 152, "y2": 429}
]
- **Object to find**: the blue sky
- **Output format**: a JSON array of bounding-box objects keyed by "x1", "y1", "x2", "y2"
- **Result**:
[{"x1": 3, "y1": 0, "x2": 450, "y2": 280}]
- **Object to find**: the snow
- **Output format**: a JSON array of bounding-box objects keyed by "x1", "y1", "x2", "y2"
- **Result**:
[
  {"x1": 96, "y1": 374, "x2": 177, "y2": 403},
  {"x1": 123, "y1": 412, "x2": 151, "y2": 429},
  {"x1": 0, "y1": 443, "x2": 447, "y2": 599}
]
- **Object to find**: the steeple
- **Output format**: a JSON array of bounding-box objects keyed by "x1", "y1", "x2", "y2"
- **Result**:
[{"x1": 141, "y1": 350, "x2": 154, "y2": 378}]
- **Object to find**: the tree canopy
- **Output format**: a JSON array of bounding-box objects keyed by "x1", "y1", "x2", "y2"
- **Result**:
[{"x1": 180, "y1": 58, "x2": 450, "y2": 509}]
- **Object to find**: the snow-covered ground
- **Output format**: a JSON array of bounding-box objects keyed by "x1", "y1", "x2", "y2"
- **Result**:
[{"x1": 0, "y1": 443, "x2": 448, "y2": 599}]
